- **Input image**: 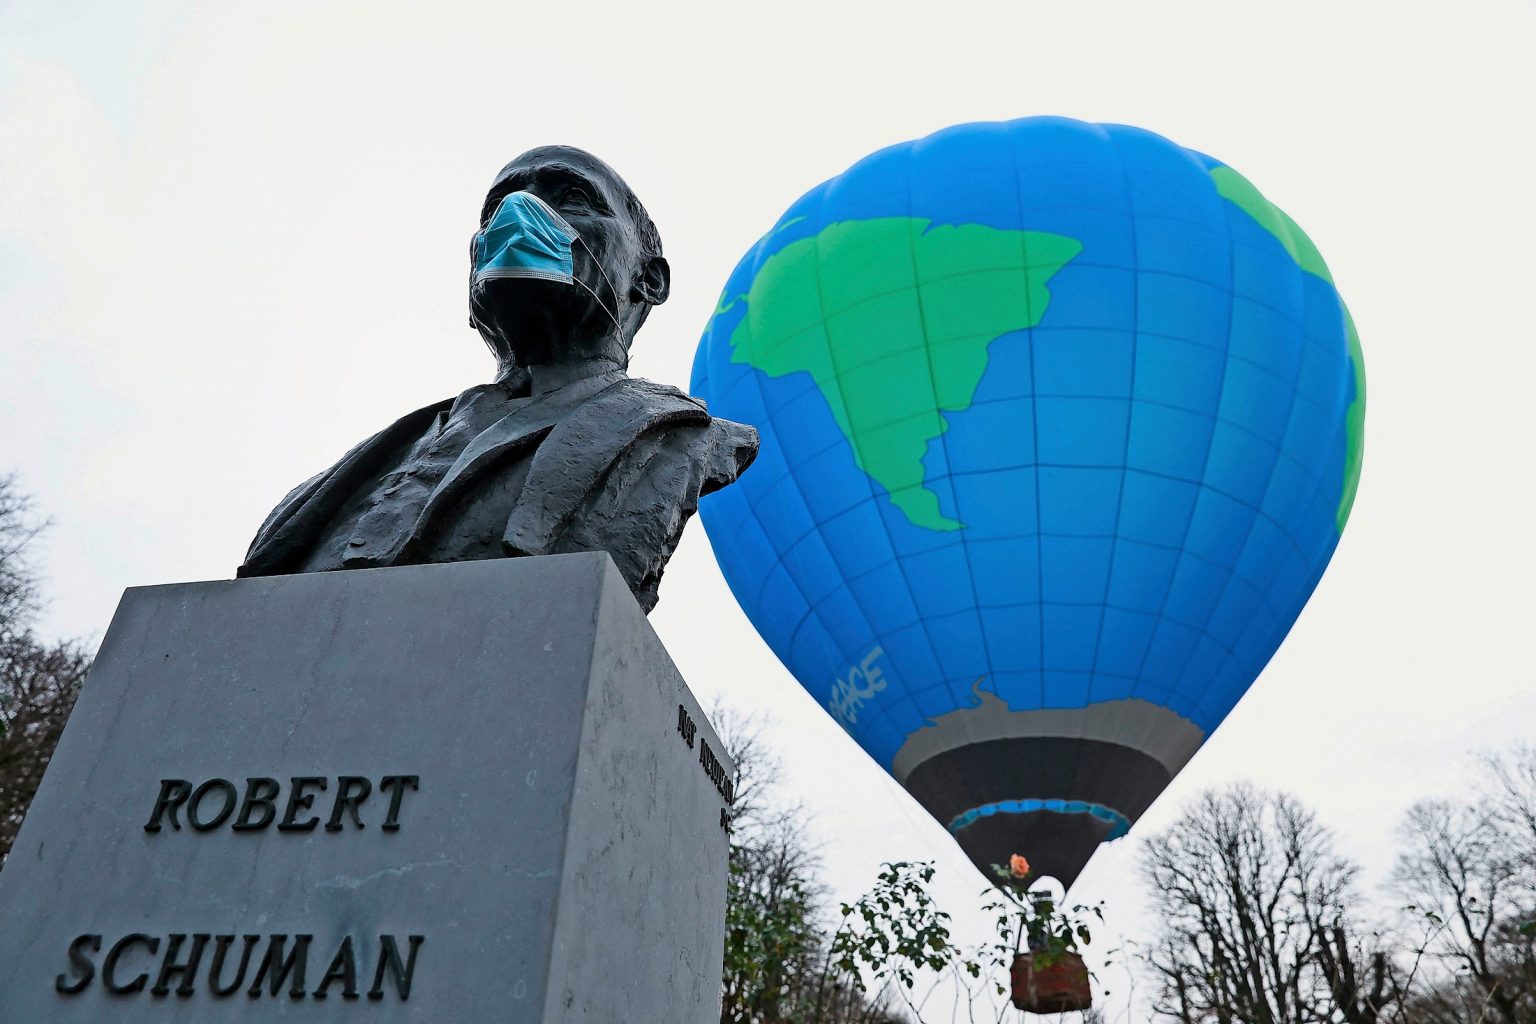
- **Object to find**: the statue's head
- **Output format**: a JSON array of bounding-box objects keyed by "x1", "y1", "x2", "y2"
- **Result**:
[{"x1": 468, "y1": 146, "x2": 669, "y2": 370}]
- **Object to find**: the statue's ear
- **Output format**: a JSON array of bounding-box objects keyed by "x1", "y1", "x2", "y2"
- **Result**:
[{"x1": 632, "y1": 255, "x2": 670, "y2": 307}]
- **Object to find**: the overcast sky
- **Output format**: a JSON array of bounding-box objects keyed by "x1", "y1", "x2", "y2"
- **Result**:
[{"x1": 3, "y1": 0, "x2": 1534, "y2": 1012}]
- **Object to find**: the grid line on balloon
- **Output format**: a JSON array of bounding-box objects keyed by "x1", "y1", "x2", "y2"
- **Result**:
[
  {"x1": 718, "y1": 319, "x2": 1334, "y2": 439},
  {"x1": 730, "y1": 259, "x2": 1321, "y2": 339},
  {"x1": 736, "y1": 451, "x2": 1331, "y2": 587},
  {"x1": 906, "y1": 137, "x2": 1002, "y2": 717},
  {"x1": 734, "y1": 493, "x2": 1334, "y2": 677},
  {"x1": 1088, "y1": 111, "x2": 1144, "y2": 706},
  {"x1": 1000, "y1": 125, "x2": 1050, "y2": 710},
  {"x1": 1176, "y1": 210, "x2": 1320, "y2": 703},
  {"x1": 808, "y1": 157, "x2": 955, "y2": 705},
  {"x1": 727, "y1": 304, "x2": 887, "y2": 667}
]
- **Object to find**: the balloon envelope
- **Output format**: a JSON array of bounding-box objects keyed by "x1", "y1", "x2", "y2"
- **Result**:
[{"x1": 692, "y1": 118, "x2": 1364, "y2": 887}]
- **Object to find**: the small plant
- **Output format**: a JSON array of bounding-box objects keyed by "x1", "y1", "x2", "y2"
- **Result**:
[
  {"x1": 828, "y1": 861, "x2": 981, "y2": 992},
  {"x1": 985, "y1": 855, "x2": 1104, "y2": 967}
]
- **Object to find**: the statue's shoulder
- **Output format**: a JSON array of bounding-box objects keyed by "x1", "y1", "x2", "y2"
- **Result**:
[
  {"x1": 603, "y1": 377, "x2": 759, "y2": 478},
  {"x1": 597, "y1": 375, "x2": 708, "y2": 417},
  {"x1": 605, "y1": 376, "x2": 757, "y2": 434}
]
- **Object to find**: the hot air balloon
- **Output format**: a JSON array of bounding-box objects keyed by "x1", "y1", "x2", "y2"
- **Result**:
[{"x1": 692, "y1": 117, "x2": 1364, "y2": 889}]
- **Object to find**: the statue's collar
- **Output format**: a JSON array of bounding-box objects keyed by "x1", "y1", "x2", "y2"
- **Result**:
[{"x1": 526, "y1": 358, "x2": 627, "y2": 398}]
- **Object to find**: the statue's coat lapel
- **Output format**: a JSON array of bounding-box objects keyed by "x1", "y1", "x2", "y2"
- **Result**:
[
  {"x1": 503, "y1": 379, "x2": 711, "y2": 557},
  {"x1": 238, "y1": 399, "x2": 450, "y2": 577}
]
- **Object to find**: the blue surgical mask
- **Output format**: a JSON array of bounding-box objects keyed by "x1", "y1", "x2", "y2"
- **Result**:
[{"x1": 471, "y1": 191, "x2": 620, "y2": 327}]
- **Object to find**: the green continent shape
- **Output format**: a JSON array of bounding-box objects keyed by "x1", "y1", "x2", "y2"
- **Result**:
[
  {"x1": 1210, "y1": 165, "x2": 1365, "y2": 532},
  {"x1": 725, "y1": 218, "x2": 1081, "y2": 531}
]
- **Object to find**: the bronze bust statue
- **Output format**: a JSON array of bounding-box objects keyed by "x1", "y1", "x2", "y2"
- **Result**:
[{"x1": 238, "y1": 146, "x2": 758, "y2": 612}]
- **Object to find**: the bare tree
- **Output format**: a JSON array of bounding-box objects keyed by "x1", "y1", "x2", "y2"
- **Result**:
[
  {"x1": 0, "y1": 475, "x2": 44, "y2": 644},
  {"x1": 1484, "y1": 746, "x2": 1536, "y2": 884},
  {"x1": 720, "y1": 804, "x2": 827, "y2": 1023},
  {"x1": 0, "y1": 474, "x2": 90, "y2": 868},
  {"x1": 1139, "y1": 784, "x2": 1407, "y2": 1023},
  {"x1": 0, "y1": 634, "x2": 89, "y2": 864},
  {"x1": 1394, "y1": 750, "x2": 1536, "y2": 1024},
  {"x1": 713, "y1": 706, "x2": 907, "y2": 1024}
]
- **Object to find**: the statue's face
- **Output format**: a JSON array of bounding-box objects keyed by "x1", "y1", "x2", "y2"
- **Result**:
[{"x1": 470, "y1": 147, "x2": 660, "y2": 367}]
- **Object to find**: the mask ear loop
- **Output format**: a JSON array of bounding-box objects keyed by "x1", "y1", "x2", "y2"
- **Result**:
[{"x1": 570, "y1": 233, "x2": 625, "y2": 335}]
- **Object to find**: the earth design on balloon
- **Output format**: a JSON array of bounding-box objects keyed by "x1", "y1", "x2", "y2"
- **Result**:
[{"x1": 692, "y1": 118, "x2": 1364, "y2": 887}]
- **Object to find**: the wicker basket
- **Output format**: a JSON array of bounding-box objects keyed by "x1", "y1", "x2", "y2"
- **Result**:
[{"x1": 1009, "y1": 951, "x2": 1092, "y2": 1014}]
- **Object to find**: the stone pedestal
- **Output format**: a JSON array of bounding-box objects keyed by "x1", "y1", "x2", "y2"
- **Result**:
[{"x1": 0, "y1": 553, "x2": 734, "y2": 1022}]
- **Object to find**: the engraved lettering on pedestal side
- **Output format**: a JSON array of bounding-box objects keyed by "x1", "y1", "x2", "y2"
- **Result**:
[
  {"x1": 678, "y1": 704, "x2": 737, "y2": 832},
  {"x1": 54, "y1": 932, "x2": 424, "y2": 1000},
  {"x1": 47, "y1": 773, "x2": 431, "y2": 1001},
  {"x1": 143, "y1": 774, "x2": 420, "y2": 833}
]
